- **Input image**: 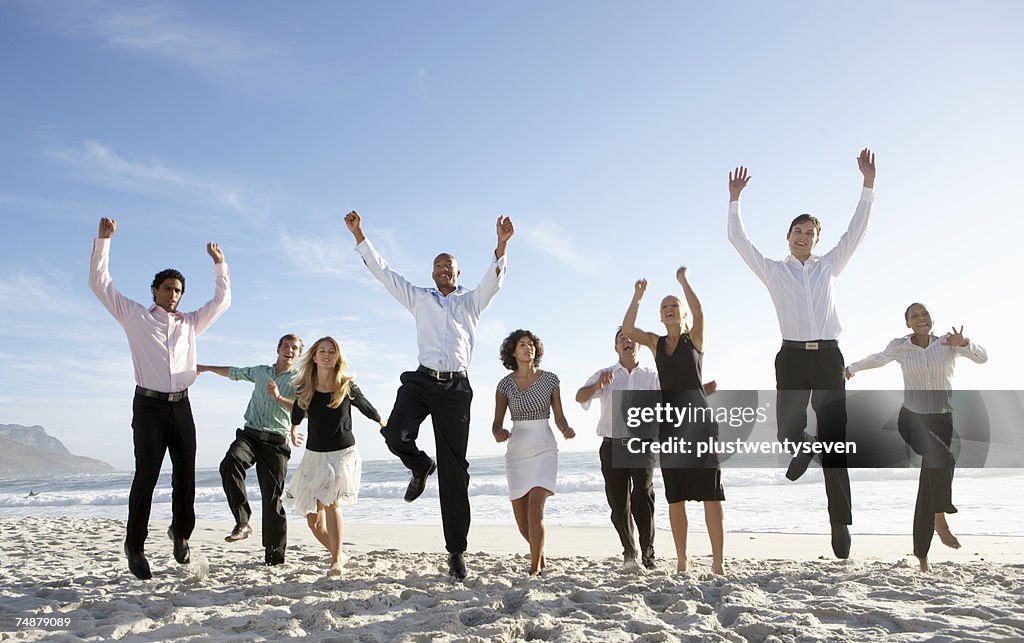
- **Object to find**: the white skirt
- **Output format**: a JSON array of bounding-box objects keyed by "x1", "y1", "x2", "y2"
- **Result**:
[
  {"x1": 285, "y1": 446, "x2": 361, "y2": 515},
  {"x1": 505, "y1": 419, "x2": 558, "y2": 500}
]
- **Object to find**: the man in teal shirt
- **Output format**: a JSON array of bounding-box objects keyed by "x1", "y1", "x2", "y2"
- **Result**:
[{"x1": 198, "y1": 334, "x2": 303, "y2": 565}]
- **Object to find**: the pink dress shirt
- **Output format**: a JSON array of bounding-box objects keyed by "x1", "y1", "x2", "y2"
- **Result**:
[{"x1": 89, "y1": 237, "x2": 231, "y2": 393}]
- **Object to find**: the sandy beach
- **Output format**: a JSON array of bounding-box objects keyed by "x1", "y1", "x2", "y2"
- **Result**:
[{"x1": 2, "y1": 517, "x2": 1023, "y2": 641}]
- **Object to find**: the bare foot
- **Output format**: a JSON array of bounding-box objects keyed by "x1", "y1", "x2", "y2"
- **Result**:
[
  {"x1": 676, "y1": 556, "x2": 692, "y2": 573},
  {"x1": 328, "y1": 562, "x2": 342, "y2": 577},
  {"x1": 712, "y1": 560, "x2": 725, "y2": 576},
  {"x1": 917, "y1": 556, "x2": 930, "y2": 572},
  {"x1": 935, "y1": 523, "x2": 961, "y2": 549}
]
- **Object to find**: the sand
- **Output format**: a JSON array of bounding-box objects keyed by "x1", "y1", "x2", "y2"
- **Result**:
[{"x1": 1, "y1": 517, "x2": 1023, "y2": 641}]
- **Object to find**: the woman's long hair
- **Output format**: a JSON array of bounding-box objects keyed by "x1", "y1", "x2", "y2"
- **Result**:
[{"x1": 293, "y1": 336, "x2": 354, "y2": 410}]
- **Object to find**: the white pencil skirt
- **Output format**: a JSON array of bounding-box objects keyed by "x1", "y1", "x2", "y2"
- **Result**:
[{"x1": 504, "y1": 419, "x2": 558, "y2": 501}]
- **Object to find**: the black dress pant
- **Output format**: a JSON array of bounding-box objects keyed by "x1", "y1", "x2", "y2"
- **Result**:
[
  {"x1": 599, "y1": 439, "x2": 655, "y2": 560},
  {"x1": 220, "y1": 428, "x2": 291, "y2": 550},
  {"x1": 775, "y1": 344, "x2": 852, "y2": 525},
  {"x1": 898, "y1": 408, "x2": 956, "y2": 559},
  {"x1": 383, "y1": 370, "x2": 473, "y2": 553},
  {"x1": 127, "y1": 393, "x2": 197, "y2": 553}
]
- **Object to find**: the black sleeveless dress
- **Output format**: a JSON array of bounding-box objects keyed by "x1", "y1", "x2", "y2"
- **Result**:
[{"x1": 655, "y1": 334, "x2": 726, "y2": 503}]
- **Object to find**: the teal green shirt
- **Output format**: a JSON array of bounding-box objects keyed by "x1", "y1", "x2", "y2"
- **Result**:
[{"x1": 228, "y1": 365, "x2": 296, "y2": 436}]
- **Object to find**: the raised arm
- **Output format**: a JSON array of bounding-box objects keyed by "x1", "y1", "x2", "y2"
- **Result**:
[
  {"x1": 265, "y1": 380, "x2": 295, "y2": 410},
  {"x1": 471, "y1": 216, "x2": 513, "y2": 312},
  {"x1": 622, "y1": 279, "x2": 660, "y2": 356},
  {"x1": 726, "y1": 167, "x2": 772, "y2": 285},
  {"x1": 492, "y1": 389, "x2": 510, "y2": 443},
  {"x1": 190, "y1": 242, "x2": 231, "y2": 336},
  {"x1": 676, "y1": 267, "x2": 705, "y2": 352},
  {"x1": 823, "y1": 149, "x2": 876, "y2": 275},
  {"x1": 345, "y1": 210, "x2": 420, "y2": 314},
  {"x1": 88, "y1": 217, "x2": 140, "y2": 323},
  {"x1": 576, "y1": 369, "x2": 614, "y2": 405},
  {"x1": 944, "y1": 326, "x2": 989, "y2": 364}
]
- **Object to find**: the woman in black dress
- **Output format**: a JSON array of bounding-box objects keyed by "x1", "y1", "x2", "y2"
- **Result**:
[{"x1": 622, "y1": 267, "x2": 725, "y2": 574}]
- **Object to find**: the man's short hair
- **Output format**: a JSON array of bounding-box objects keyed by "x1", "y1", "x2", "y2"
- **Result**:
[
  {"x1": 788, "y1": 214, "x2": 821, "y2": 237},
  {"x1": 278, "y1": 333, "x2": 304, "y2": 353},
  {"x1": 151, "y1": 269, "x2": 186, "y2": 293}
]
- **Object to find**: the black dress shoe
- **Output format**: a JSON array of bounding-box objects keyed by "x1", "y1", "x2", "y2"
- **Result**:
[
  {"x1": 124, "y1": 543, "x2": 152, "y2": 580},
  {"x1": 404, "y1": 459, "x2": 436, "y2": 503},
  {"x1": 225, "y1": 523, "x2": 253, "y2": 543},
  {"x1": 448, "y1": 552, "x2": 467, "y2": 580},
  {"x1": 831, "y1": 523, "x2": 851, "y2": 559},
  {"x1": 265, "y1": 546, "x2": 285, "y2": 566},
  {"x1": 785, "y1": 450, "x2": 816, "y2": 481},
  {"x1": 168, "y1": 526, "x2": 190, "y2": 564}
]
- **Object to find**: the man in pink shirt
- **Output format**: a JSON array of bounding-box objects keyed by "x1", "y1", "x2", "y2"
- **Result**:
[{"x1": 89, "y1": 217, "x2": 231, "y2": 579}]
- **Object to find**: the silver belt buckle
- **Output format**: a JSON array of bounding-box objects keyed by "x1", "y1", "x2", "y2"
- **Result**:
[{"x1": 805, "y1": 342, "x2": 819, "y2": 350}]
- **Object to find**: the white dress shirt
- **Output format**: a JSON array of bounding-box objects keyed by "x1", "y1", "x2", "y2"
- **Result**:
[
  {"x1": 89, "y1": 237, "x2": 231, "y2": 393},
  {"x1": 356, "y1": 239, "x2": 506, "y2": 372},
  {"x1": 580, "y1": 362, "x2": 661, "y2": 438},
  {"x1": 728, "y1": 187, "x2": 875, "y2": 341},
  {"x1": 847, "y1": 333, "x2": 988, "y2": 414}
]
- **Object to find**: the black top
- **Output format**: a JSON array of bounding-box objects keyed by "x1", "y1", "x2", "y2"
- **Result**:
[
  {"x1": 291, "y1": 383, "x2": 381, "y2": 452},
  {"x1": 655, "y1": 334, "x2": 705, "y2": 394}
]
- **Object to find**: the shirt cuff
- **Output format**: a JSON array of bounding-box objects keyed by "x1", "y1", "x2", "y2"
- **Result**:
[
  {"x1": 861, "y1": 186, "x2": 875, "y2": 200},
  {"x1": 355, "y1": 238, "x2": 374, "y2": 256},
  {"x1": 94, "y1": 237, "x2": 111, "y2": 252},
  {"x1": 215, "y1": 262, "x2": 229, "y2": 276},
  {"x1": 227, "y1": 366, "x2": 243, "y2": 381}
]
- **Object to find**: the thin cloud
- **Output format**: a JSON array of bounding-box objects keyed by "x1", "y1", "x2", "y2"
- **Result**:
[
  {"x1": 65, "y1": 4, "x2": 284, "y2": 84},
  {"x1": 520, "y1": 221, "x2": 602, "y2": 274},
  {"x1": 47, "y1": 140, "x2": 250, "y2": 213}
]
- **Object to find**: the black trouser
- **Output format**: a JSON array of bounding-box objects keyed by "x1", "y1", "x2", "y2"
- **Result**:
[
  {"x1": 600, "y1": 438, "x2": 655, "y2": 560},
  {"x1": 898, "y1": 408, "x2": 956, "y2": 559},
  {"x1": 220, "y1": 428, "x2": 291, "y2": 550},
  {"x1": 383, "y1": 370, "x2": 473, "y2": 553},
  {"x1": 127, "y1": 393, "x2": 197, "y2": 553},
  {"x1": 775, "y1": 344, "x2": 852, "y2": 525}
]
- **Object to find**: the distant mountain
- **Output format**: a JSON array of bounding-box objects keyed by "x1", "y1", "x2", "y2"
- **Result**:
[{"x1": 0, "y1": 424, "x2": 114, "y2": 476}]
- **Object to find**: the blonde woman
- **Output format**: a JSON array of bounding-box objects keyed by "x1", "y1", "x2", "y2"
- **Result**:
[
  {"x1": 286, "y1": 336, "x2": 384, "y2": 576},
  {"x1": 622, "y1": 267, "x2": 725, "y2": 575}
]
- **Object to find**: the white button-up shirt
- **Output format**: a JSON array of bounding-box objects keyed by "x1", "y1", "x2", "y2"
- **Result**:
[
  {"x1": 356, "y1": 239, "x2": 506, "y2": 373},
  {"x1": 728, "y1": 187, "x2": 875, "y2": 341},
  {"x1": 847, "y1": 334, "x2": 988, "y2": 414},
  {"x1": 580, "y1": 362, "x2": 661, "y2": 438},
  {"x1": 89, "y1": 237, "x2": 231, "y2": 393}
]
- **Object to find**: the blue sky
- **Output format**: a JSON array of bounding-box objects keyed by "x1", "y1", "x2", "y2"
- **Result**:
[{"x1": 1, "y1": 1, "x2": 1021, "y2": 470}]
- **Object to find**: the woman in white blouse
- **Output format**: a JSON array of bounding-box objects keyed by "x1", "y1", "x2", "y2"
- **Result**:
[{"x1": 846, "y1": 303, "x2": 987, "y2": 571}]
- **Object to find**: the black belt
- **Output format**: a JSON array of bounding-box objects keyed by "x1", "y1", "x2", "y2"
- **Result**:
[
  {"x1": 135, "y1": 386, "x2": 188, "y2": 402},
  {"x1": 603, "y1": 437, "x2": 636, "y2": 446},
  {"x1": 242, "y1": 426, "x2": 287, "y2": 445},
  {"x1": 418, "y1": 365, "x2": 468, "y2": 381},
  {"x1": 781, "y1": 339, "x2": 839, "y2": 351}
]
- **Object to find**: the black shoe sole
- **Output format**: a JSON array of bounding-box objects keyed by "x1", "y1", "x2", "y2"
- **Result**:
[{"x1": 404, "y1": 461, "x2": 437, "y2": 503}]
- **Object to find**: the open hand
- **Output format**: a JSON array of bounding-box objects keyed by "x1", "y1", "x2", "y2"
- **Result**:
[
  {"x1": 942, "y1": 325, "x2": 968, "y2": 348},
  {"x1": 729, "y1": 167, "x2": 750, "y2": 201},
  {"x1": 858, "y1": 148, "x2": 876, "y2": 187},
  {"x1": 633, "y1": 279, "x2": 648, "y2": 300}
]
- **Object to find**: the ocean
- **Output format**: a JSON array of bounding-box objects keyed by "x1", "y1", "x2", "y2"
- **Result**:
[{"x1": 1, "y1": 451, "x2": 1021, "y2": 536}]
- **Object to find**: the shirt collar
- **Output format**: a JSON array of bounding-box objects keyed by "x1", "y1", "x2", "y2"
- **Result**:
[
  {"x1": 783, "y1": 254, "x2": 821, "y2": 266},
  {"x1": 148, "y1": 304, "x2": 183, "y2": 318}
]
